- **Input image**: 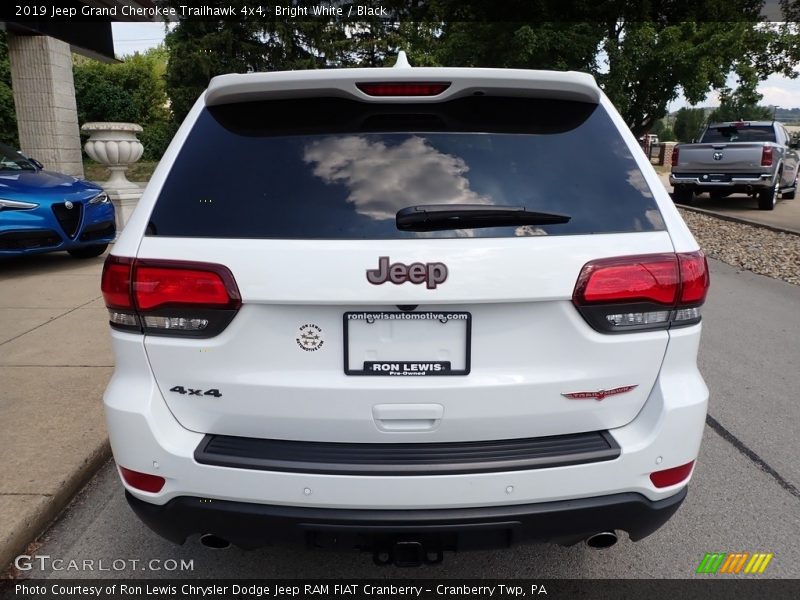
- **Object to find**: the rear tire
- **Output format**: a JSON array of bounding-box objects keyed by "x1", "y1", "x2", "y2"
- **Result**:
[
  {"x1": 781, "y1": 177, "x2": 797, "y2": 200},
  {"x1": 757, "y1": 183, "x2": 778, "y2": 211},
  {"x1": 68, "y1": 244, "x2": 108, "y2": 259},
  {"x1": 673, "y1": 186, "x2": 695, "y2": 205}
]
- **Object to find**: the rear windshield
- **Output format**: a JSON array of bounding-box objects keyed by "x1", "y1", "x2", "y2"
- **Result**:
[
  {"x1": 701, "y1": 125, "x2": 775, "y2": 143},
  {"x1": 148, "y1": 96, "x2": 664, "y2": 239}
]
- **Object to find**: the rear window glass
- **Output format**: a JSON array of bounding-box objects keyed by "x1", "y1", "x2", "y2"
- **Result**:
[
  {"x1": 148, "y1": 97, "x2": 664, "y2": 239},
  {"x1": 701, "y1": 125, "x2": 775, "y2": 143}
]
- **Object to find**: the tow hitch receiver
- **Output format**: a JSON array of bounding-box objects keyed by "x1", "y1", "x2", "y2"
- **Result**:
[{"x1": 373, "y1": 540, "x2": 444, "y2": 567}]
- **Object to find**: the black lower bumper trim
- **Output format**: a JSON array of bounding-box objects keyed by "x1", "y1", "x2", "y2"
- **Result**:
[
  {"x1": 126, "y1": 487, "x2": 687, "y2": 551},
  {"x1": 194, "y1": 431, "x2": 620, "y2": 476}
]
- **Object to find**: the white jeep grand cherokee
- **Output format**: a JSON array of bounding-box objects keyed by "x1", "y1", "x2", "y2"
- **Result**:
[{"x1": 101, "y1": 56, "x2": 710, "y2": 566}]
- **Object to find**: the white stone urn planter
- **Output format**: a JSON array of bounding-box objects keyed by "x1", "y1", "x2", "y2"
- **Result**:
[{"x1": 81, "y1": 122, "x2": 144, "y2": 231}]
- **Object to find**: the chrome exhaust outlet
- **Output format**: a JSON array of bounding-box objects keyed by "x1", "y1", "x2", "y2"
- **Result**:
[
  {"x1": 199, "y1": 533, "x2": 230, "y2": 549},
  {"x1": 585, "y1": 531, "x2": 618, "y2": 549}
]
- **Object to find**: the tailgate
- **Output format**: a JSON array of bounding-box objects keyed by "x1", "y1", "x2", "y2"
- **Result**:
[
  {"x1": 675, "y1": 143, "x2": 768, "y2": 172},
  {"x1": 140, "y1": 234, "x2": 673, "y2": 442}
]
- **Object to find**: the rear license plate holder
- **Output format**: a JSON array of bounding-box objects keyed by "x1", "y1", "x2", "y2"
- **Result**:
[
  {"x1": 343, "y1": 311, "x2": 471, "y2": 376},
  {"x1": 707, "y1": 173, "x2": 731, "y2": 182}
]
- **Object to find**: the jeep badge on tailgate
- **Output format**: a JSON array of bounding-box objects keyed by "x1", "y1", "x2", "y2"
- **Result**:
[{"x1": 366, "y1": 257, "x2": 448, "y2": 289}]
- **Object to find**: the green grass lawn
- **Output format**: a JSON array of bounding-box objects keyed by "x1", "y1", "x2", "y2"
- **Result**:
[{"x1": 83, "y1": 160, "x2": 158, "y2": 183}]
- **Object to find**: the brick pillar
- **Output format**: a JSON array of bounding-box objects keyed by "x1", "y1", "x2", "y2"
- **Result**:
[
  {"x1": 7, "y1": 33, "x2": 84, "y2": 178},
  {"x1": 662, "y1": 142, "x2": 678, "y2": 167}
]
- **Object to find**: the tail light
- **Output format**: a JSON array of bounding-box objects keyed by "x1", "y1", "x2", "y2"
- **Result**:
[
  {"x1": 572, "y1": 251, "x2": 709, "y2": 333},
  {"x1": 356, "y1": 82, "x2": 450, "y2": 96},
  {"x1": 101, "y1": 256, "x2": 241, "y2": 337},
  {"x1": 761, "y1": 146, "x2": 773, "y2": 167},
  {"x1": 119, "y1": 466, "x2": 165, "y2": 493},
  {"x1": 650, "y1": 461, "x2": 694, "y2": 488},
  {"x1": 671, "y1": 146, "x2": 679, "y2": 167}
]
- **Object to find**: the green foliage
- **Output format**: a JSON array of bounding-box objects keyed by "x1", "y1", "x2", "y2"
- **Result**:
[
  {"x1": 707, "y1": 83, "x2": 774, "y2": 122},
  {"x1": 139, "y1": 120, "x2": 178, "y2": 161},
  {"x1": 73, "y1": 46, "x2": 172, "y2": 159},
  {"x1": 650, "y1": 120, "x2": 676, "y2": 142},
  {"x1": 0, "y1": 31, "x2": 18, "y2": 147},
  {"x1": 155, "y1": 0, "x2": 799, "y2": 141},
  {"x1": 659, "y1": 126, "x2": 677, "y2": 142},
  {"x1": 161, "y1": 0, "x2": 331, "y2": 122},
  {"x1": 73, "y1": 48, "x2": 170, "y2": 124},
  {"x1": 674, "y1": 108, "x2": 708, "y2": 142}
]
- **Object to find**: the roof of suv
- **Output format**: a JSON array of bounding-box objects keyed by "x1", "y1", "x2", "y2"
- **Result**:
[
  {"x1": 205, "y1": 66, "x2": 602, "y2": 106},
  {"x1": 707, "y1": 121, "x2": 775, "y2": 128}
]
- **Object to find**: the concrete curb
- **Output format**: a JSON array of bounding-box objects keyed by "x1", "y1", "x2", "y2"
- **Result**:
[
  {"x1": 674, "y1": 202, "x2": 800, "y2": 237},
  {"x1": 1, "y1": 440, "x2": 111, "y2": 574}
]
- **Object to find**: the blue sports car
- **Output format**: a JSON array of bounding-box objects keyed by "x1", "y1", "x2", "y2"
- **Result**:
[{"x1": 0, "y1": 142, "x2": 116, "y2": 259}]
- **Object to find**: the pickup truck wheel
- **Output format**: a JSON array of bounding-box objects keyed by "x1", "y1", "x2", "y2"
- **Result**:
[
  {"x1": 673, "y1": 186, "x2": 694, "y2": 205},
  {"x1": 782, "y1": 177, "x2": 797, "y2": 200},
  {"x1": 758, "y1": 183, "x2": 778, "y2": 210}
]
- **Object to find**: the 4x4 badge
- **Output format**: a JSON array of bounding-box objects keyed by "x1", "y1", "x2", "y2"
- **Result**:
[
  {"x1": 366, "y1": 256, "x2": 447, "y2": 289},
  {"x1": 561, "y1": 385, "x2": 638, "y2": 401}
]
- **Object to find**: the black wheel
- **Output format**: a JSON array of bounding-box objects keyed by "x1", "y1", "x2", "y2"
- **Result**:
[
  {"x1": 673, "y1": 186, "x2": 695, "y2": 205},
  {"x1": 68, "y1": 244, "x2": 108, "y2": 259},
  {"x1": 781, "y1": 176, "x2": 797, "y2": 200},
  {"x1": 757, "y1": 182, "x2": 778, "y2": 210}
]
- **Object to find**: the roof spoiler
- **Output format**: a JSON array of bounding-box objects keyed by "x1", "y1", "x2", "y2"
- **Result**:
[{"x1": 204, "y1": 68, "x2": 602, "y2": 106}]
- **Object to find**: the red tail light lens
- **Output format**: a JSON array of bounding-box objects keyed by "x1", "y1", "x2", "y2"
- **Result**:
[
  {"x1": 573, "y1": 251, "x2": 709, "y2": 333},
  {"x1": 119, "y1": 466, "x2": 165, "y2": 493},
  {"x1": 650, "y1": 461, "x2": 694, "y2": 488},
  {"x1": 101, "y1": 256, "x2": 241, "y2": 337},
  {"x1": 101, "y1": 256, "x2": 134, "y2": 309},
  {"x1": 761, "y1": 146, "x2": 773, "y2": 167},
  {"x1": 678, "y1": 251, "x2": 709, "y2": 304},
  {"x1": 671, "y1": 147, "x2": 679, "y2": 167},
  {"x1": 574, "y1": 254, "x2": 679, "y2": 306},
  {"x1": 356, "y1": 82, "x2": 451, "y2": 96},
  {"x1": 134, "y1": 262, "x2": 240, "y2": 311}
]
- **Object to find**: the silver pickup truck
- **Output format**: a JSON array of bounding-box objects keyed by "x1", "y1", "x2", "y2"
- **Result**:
[{"x1": 670, "y1": 121, "x2": 798, "y2": 210}]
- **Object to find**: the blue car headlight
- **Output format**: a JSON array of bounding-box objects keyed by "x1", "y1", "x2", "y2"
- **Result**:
[
  {"x1": 0, "y1": 198, "x2": 39, "y2": 210},
  {"x1": 88, "y1": 191, "x2": 111, "y2": 204}
]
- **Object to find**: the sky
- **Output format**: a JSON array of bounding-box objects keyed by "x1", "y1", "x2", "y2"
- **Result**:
[{"x1": 111, "y1": 22, "x2": 800, "y2": 110}]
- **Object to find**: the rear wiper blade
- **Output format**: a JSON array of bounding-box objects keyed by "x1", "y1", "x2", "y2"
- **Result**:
[{"x1": 396, "y1": 204, "x2": 570, "y2": 232}]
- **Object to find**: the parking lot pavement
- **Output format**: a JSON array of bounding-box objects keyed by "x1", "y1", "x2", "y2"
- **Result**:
[
  {"x1": 5, "y1": 257, "x2": 799, "y2": 579},
  {"x1": 0, "y1": 252, "x2": 112, "y2": 572},
  {"x1": 657, "y1": 172, "x2": 800, "y2": 234}
]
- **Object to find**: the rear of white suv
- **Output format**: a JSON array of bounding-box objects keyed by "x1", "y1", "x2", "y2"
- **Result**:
[{"x1": 101, "y1": 61, "x2": 709, "y2": 565}]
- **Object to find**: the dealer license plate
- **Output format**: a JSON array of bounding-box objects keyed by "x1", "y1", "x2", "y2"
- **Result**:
[{"x1": 343, "y1": 311, "x2": 471, "y2": 376}]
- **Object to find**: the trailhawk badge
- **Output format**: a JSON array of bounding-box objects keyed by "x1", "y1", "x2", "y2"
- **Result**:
[
  {"x1": 366, "y1": 256, "x2": 448, "y2": 289},
  {"x1": 561, "y1": 385, "x2": 638, "y2": 401}
]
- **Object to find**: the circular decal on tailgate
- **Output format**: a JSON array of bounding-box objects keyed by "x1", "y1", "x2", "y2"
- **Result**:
[{"x1": 296, "y1": 323, "x2": 324, "y2": 352}]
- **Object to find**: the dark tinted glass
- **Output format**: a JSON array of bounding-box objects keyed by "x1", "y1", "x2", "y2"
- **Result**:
[
  {"x1": 701, "y1": 125, "x2": 775, "y2": 143},
  {"x1": 148, "y1": 97, "x2": 664, "y2": 239}
]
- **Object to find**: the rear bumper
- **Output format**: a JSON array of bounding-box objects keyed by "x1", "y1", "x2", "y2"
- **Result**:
[
  {"x1": 126, "y1": 487, "x2": 687, "y2": 549},
  {"x1": 669, "y1": 172, "x2": 774, "y2": 189}
]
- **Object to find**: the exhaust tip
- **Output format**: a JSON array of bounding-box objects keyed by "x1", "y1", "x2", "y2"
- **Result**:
[
  {"x1": 199, "y1": 533, "x2": 230, "y2": 549},
  {"x1": 585, "y1": 531, "x2": 618, "y2": 549}
]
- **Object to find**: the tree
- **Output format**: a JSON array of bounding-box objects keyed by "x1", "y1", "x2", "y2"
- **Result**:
[
  {"x1": 161, "y1": 0, "x2": 331, "y2": 122},
  {"x1": 426, "y1": 1, "x2": 799, "y2": 137},
  {"x1": 156, "y1": 0, "x2": 800, "y2": 138},
  {"x1": 0, "y1": 31, "x2": 18, "y2": 147},
  {"x1": 707, "y1": 82, "x2": 774, "y2": 122},
  {"x1": 674, "y1": 108, "x2": 708, "y2": 142}
]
